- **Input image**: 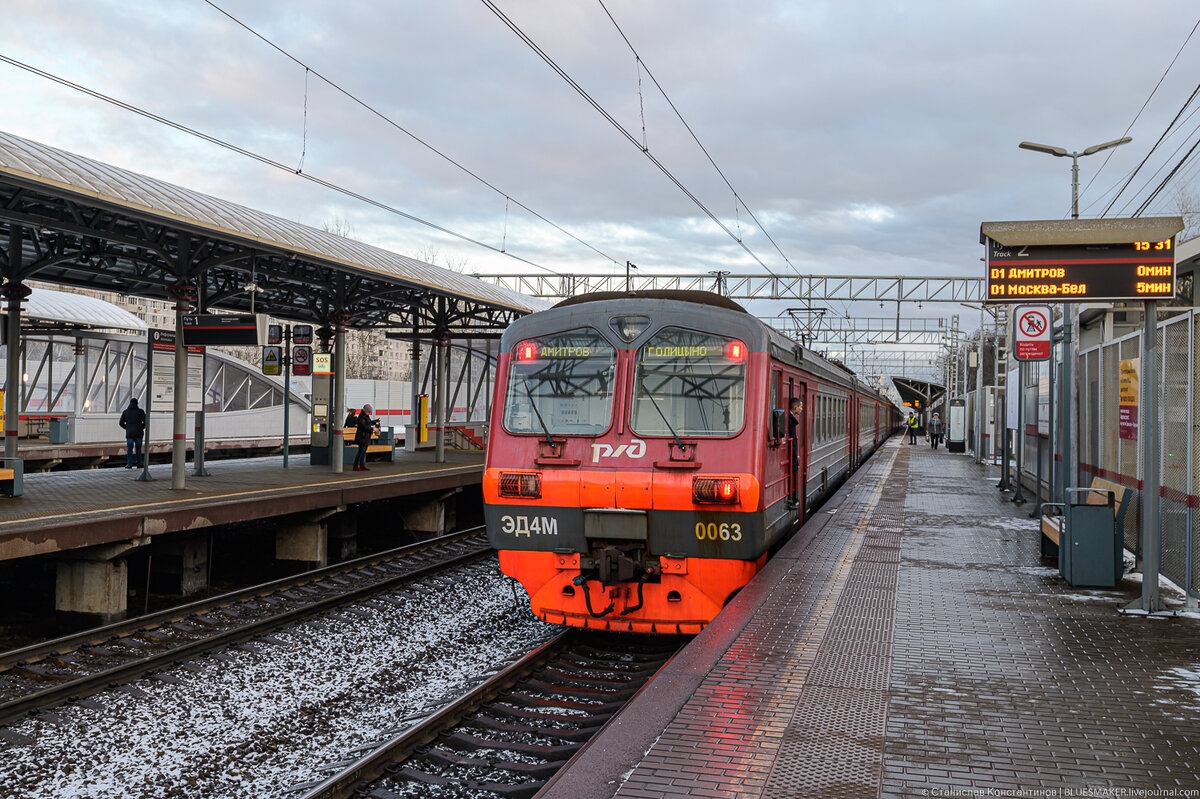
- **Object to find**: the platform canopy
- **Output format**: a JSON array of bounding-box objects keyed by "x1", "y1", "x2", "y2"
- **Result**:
[
  {"x1": 22, "y1": 286, "x2": 147, "y2": 332},
  {"x1": 0, "y1": 129, "x2": 546, "y2": 337}
]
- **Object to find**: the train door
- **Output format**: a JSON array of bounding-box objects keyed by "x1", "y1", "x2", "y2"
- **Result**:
[
  {"x1": 768, "y1": 368, "x2": 788, "y2": 505},
  {"x1": 789, "y1": 379, "x2": 807, "y2": 516},
  {"x1": 850, "y1": 397, "x2": 859, "y2": 469}
]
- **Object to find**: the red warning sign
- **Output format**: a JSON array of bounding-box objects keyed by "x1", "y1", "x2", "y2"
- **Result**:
[
  {"x1": 292, "y1": 345, "x2": 312, "y2": 376},
  {"x1": 1014, "y1": 305, "x2": 1052, "y2": 361}
]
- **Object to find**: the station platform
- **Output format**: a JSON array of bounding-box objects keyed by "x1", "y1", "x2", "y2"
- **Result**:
[
  {"x1": 543, "y1": 438, "x2": 1200, "y2": 798},
  {"x1": 0, "y1": 450, "x2": 483, "y2": 562}
]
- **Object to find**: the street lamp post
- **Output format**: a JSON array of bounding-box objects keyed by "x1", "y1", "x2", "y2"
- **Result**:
[{"x1": 1018, "y1": 137, "x2": 1131, "y2": 509}]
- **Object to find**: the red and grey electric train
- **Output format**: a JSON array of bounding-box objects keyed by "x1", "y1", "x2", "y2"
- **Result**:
[{"x1": 483, "y1": 291, "x2": 900, "y2": 634}]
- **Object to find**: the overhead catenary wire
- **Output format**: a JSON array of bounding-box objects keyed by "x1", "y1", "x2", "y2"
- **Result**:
[
  {"x1": 478, "y1": 0, "x2": 777, "y2": 275},
  {"x1": 202, "y1": 0, "x2": 616, "y2": 272},
  {"x1": 595, "y1": 0, "x2": 802, "y2": 279},
  {"x1": 0, "y1": 52, "x2": 553, "y2": 273},
  {"x1": 1084, "y1": 16, "x2": 1200, "y2": 218}
]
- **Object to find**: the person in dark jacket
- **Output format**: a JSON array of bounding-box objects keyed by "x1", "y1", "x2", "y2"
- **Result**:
[
  {"x1": 119, "y1": 397, "x2": 146, "y2": 469},
  {"x1": 352, "y1": 404, "x2": 377, "y2": 471},
  {"x1": 787, "y1": 397, "x2": 803, "y2": 509},
  {"x1": 343, "y1": 408, "x2": 358, "y2": 432},
  {"x1": 928, "y1": 412, "x2": 945, "y2": 449}
]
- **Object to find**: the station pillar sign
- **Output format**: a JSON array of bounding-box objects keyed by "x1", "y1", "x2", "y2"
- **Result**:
[{"x1": 1013, "y1": 305, "x2": 1052, "y2": 361}]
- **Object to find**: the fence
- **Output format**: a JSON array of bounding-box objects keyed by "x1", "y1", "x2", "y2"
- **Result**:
[{"x1": 1076, "y1": 309, "x2": 1199, "y2": 601}]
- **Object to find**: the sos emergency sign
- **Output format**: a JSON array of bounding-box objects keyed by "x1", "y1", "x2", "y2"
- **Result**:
[{"x1": 1013, "y1": 305, "x2": 1052, "y2": 361}]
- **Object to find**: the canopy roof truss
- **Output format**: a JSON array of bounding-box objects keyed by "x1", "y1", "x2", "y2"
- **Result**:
[{"x1": 0, "y1": 130, "x2": 540, "y2": 336}]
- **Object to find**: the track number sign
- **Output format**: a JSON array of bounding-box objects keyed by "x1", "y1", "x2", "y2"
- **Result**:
[{"x1": 1014, "y1": 305, "x2": 1052, "y2": 361}]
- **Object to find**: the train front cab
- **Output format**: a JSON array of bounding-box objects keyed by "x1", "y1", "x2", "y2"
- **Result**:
[{"x1": 484, "y1": 302, "x2": 800, "y2": 634}]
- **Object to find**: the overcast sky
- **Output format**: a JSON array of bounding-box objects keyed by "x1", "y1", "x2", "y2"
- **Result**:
[{"x1": 3, "y1": 0, "x2": 1200, "y2": 347}]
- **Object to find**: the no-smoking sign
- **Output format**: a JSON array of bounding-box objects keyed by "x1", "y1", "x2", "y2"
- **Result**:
[
  {"x1": 292, "y1": 345, "x2": 312, "y2": 376},
  {"x1": 1014, "y1": 304, "x2": 1052, "y2": 361}
]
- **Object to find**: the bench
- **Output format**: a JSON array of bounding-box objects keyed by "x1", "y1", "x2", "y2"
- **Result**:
[
  {"x1": 0, "y1": 458, "x2": 24, "y2": 497},
  {"x1": 342, "y1": 429, "x2": 397, "y2": 463},
  {"x1": 1040, "y1": 476, "x2": 1130, "y2": 586}
]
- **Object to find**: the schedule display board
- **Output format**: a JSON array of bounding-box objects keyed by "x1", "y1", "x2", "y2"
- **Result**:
[{"x1": 985, "y1": 238, "x2": 1175, "y2": 302}]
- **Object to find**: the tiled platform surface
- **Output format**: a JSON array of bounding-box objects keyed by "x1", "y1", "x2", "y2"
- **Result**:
[
  {"x1": 0, "y1": 450, "x2": 482, "y2": 558},
  {"x1": 543, "y1": 438, "x2": 1200, "y2": 798}
]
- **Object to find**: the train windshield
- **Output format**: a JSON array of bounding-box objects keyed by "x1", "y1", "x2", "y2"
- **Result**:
[
  {"x1": 631, "y1": 327, "x2": 746, "y2": 437},
  {"x1": 503, "y1": 328, "x2": 617, "y2": 436}
]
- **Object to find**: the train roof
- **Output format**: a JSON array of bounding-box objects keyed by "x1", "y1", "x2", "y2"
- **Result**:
[
  {"x1": 554, "y1": 290, "x2": 747, "y2": 314},
  {"x1": 528, "y1": 290, "x2": 892, "y2": 406}
]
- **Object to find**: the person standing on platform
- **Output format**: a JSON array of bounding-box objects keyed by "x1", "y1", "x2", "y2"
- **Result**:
[
  {"x1": 907, "y1": 412, "x2": 918, "y2": 444},
  {"x1": 928, "y1": 412, "x2": 944, "y2": 450},
  {"x1": 119, "y1": 397, "x2": 146, "y2": 469},
  {"x1": 352, "y1": 404, "x2": 377, "y2": 471},
  {"x1": 787, "y1": 398, "x2": 804, "y2": 509}
]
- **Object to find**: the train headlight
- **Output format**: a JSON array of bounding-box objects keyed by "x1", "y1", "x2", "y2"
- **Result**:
[
  {"x1": 693, "y1": 476, "x2": 739, "y2": 505},
  {"x1": 499, "y1": 472, "x2": 542, "y2": 498}
]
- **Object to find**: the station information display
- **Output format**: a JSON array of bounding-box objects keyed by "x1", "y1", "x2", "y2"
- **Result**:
[{"x1": 985, "y1": 238, "x2": 1175, "y2": 302}]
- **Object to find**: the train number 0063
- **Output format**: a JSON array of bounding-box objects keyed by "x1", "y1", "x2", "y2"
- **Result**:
[{"x1": 694, "y1": 522, "x2": 742, "y2": 542}]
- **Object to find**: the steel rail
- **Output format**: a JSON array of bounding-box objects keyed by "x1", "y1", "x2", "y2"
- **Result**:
[
  {"x1": 297, "y1": 631, "x2": 573, "y2": 799},
  {"x1": 0, "y1": 527, "x2": 484, "y2": 672},
  {"x1": 0, "y1": 529, "x2": 490, "y2": 727}
]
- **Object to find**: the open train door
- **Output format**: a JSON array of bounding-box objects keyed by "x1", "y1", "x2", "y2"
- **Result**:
[{"x1": 790, "y1": 382, "x2": 808, "y2": 517}]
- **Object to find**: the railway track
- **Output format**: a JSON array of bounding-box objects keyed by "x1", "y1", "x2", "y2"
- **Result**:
[
  {"x1": 297, "y1": 630, "x2": 681, "y2": 799},
  {"x1": 0, "y1": 527, "x2": 490, "y2": 727}
]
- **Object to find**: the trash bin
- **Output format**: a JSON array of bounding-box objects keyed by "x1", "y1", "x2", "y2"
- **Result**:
[
  {"x1": 48, "y1": 417, "x2": 68, "y2": 444},
  {"x1": 1060, "y1": 490, "x2": 1120, "y2": 587}
]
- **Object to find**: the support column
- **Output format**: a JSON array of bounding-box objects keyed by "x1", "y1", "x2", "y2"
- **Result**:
[
  {"x1": 275, "y1": 508, "x2": 339, "y2": 567},
  {"x1": 169, "y1": 285, "x2": 196, "y2": 490},
  {"x1": 55, "y1": 539, "x2": 147, "y2": 624},
  {"x1": 152, "y1": 535, "x2": 209, "y2": 596},
  {"x1": 1130, "y1": 301, "x2": 1162, "y2": 613},
  {"x1": 332, "y1": 321, "x2": 347, "y2": 473},
  {"x1": 435, "y1": 335, "x2": 448, "y2": 463},
  {"x1": 402, "y1": 497, "x2": 447, "y2": 535},
  {"x1": 3, "y1": 280, "x2": 30, "y2": 461},
  {"x1": 74, "y1": 338, "x2": 87, "y2": 441},
  {"x1": 975, "y1": 307, "x2": 985, "y2": 464},
  {"x1": 409, "y1": 324, "x2": 420, "y2": 451},
  {"x1": 1013, "y1": 361, "x2": 1026, "y2": 504}
]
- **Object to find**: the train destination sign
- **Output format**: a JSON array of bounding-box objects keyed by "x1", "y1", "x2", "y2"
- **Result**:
[{"x1": 985, "y1": 239, "x2": 1175, "y2": 302}]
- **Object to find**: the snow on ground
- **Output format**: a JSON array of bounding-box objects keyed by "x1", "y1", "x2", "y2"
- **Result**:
[
  {"x1": 984, "y1": 517, "x2": 1038, "y2": 533},
  {"x1": 1158, "y1": 666, "x2": 1200, "y2": 710},
  {"x1": 0, "y1": 563, "x2": 556, "y2": 799}
]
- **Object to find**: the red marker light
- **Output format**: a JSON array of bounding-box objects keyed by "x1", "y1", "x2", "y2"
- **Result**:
[
  {"x1": 726, "y1": 340, "x2": 746, "y2": 361},
  {"x1": 693, "y1": 476, "x2": 740, "y2": 505},
  {"x1": 516, "y1": 341, "x2": 538, "y2": 361}
]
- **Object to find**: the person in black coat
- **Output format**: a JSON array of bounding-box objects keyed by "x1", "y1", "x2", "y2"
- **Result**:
[
  {"x1": 352, "y1": 404, "x2": 377, "y2": 471},
  {"x1": 787, "y1": 397, "x2": 803, "y2": 508},
  {"x1": 118, "y1": 397, "x2": 146, "y2": 469}
]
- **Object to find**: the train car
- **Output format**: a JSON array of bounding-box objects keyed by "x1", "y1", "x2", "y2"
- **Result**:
[{"x1": 483, "y1": 290, "x2": 898, "y2": 634}]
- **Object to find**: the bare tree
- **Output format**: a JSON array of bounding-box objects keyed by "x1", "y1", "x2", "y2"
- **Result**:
[{"x1": 1173, "y1": 184, "x2": 1200, "y2": 242}]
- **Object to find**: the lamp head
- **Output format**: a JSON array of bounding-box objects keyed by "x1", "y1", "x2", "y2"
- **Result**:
[{"x1": 1018, "y1": 141, "x2": 1068, "y2": 157}]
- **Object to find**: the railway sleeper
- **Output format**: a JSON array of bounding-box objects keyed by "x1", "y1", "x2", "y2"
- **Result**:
[
  {"x1": 536, "y1": 664, "x2": 647, "y2": 686},
  {"x1": 500, "y1": 689, "x2": 630, "y2": 714},
  {"x1": 423, "y1": 747, "x2": 561, "y2": 779},
  {"x1": 465, "y1": 714, "x2": 600, "y2": 742},
  {"x1": 524, "y1": 678, "x2": 638, "y2": 700},
  {"x1": 486, "y1": 702, "x2": 615, "y2": 726},
  {"x1": 555, "y1": 656, "x2": 665, "y2": 679},
  {"x1": 446, "y1": 730, "x2": 581, "y2": 759},
  {"x1": 572, "y1": 643, "x2": 676, "y2": 663}
]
